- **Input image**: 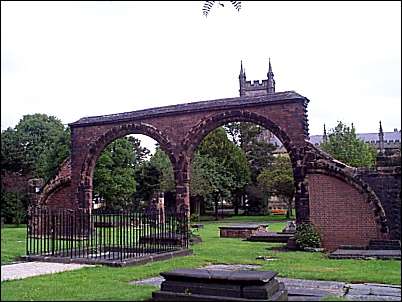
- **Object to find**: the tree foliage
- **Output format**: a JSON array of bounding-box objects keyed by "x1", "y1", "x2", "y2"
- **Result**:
[
  {"x1": 257, "y1": 156, "x2": 294, "y2": 217},
  {"x1": 320, "y1": 121, "x2": 377, "y2": 168},
  {"x1": 93, "y1": 137, "x2": 149, "y2": 210},
  {"x1": 225, "y1": 122, "x2": 275, "y2": 180},
  {"x1": 194, "y1": 127, "x2": 251, "y2": 198},
  {"x1": 149, "y1": 147, "x2": 175, "y2": 193},
  {"x1": 134, "y1": 162, "x2": 161, "y2": 205},
  {"x1": 1, "y1": 114, "x2": 69, "y2": 181},
  {"x1": 225, "y1": 122, "x2": 277, "y2": 214}
]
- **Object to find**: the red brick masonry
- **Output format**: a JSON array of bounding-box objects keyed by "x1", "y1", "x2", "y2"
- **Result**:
[{"x1": 308, "y1": 174, "x2": 382, "y2": 251}]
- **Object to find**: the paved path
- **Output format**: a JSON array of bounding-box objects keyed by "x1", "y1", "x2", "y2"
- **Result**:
[
  {"x1": 1, "y1": 262, "x2": 95, "y2": 282},
  {"x1": 130, "y1": 264, "x2": 401, "y2": 301}
]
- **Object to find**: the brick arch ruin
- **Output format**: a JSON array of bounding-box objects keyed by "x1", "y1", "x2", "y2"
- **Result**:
[
  {"x1": 77, "y1": 122, "x2": 177, "y2": 209},
  {"x1": 181, "y1": 109, "x2": 310, "y2": 224},
  {"x1": 39, "y1": 90, "x2": 391, "y2": 250}
]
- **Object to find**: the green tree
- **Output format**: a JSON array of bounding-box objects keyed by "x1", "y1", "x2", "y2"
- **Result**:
[
  {"x1": 190, "y1": 151, "x2": 234, "y2": 219},
  {"x1": 257, "y1": 156, "x2": 295, "y2": 218},
  {"x1": 1, "y1": 114, "x2": 69, "y2": 180},
  {"x1": 93, "y1": 137, "x2": 148, "y2": 210},
  {"x1": 320, "y1": 121, "x2": 377, "y2": 168},
  {"x1": 192, "y1": 127, "x2": 250, "y2": 219},
  {"x1": 225, "y1": 122, "x2": 276, "y2": 214},
  {"x1": 134, "y1": 162, "x2": 161, "y2": 206},
  {"x1": 0, "y1": 189, "x2": 28, "y2": 225},
  {"x1": 1, "y1": 114, "x2": 70, "y2": 223},
  {"x1": 149, "y1": 147, "x2": 175, "y2": 193},
  {"x1": 197, "y1": 127, "x2": 250, "y2": 192}
]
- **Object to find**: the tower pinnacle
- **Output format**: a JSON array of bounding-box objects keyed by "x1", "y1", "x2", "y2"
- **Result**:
[
  {"x1": 267, "y1": 58, "x2": 275, "y2": 94},
  {"x1": 239, "y1": 60, "x2": 246, "y2": 97},
  {"x1": 323, "y1": 124, "x2": 328, "y2": 142},
  {"x1": 379, "y1": 121, "x2": 384, "y2": 154}
]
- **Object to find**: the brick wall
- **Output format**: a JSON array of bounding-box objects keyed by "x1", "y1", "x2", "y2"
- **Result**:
[
  {"x1": 39, "y1": 158, "x2": 72, "y2": 208},
  {"x1": 45, "y1": 186, "x2": 73, "y2": 208},
  {"x1": 357, "y1": 168, "x2": 401, "y2": 240},
  {"x1": 308, "y1": 174, "x2": 382, "y2": 251}
]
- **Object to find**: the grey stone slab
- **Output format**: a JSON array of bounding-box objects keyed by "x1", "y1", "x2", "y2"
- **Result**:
[
  {"x1": 219, "y1": 224, "x2": 268, "y2": 229},
  {"x1": 347, "y1": 284, "x2": 401, "y2": 296},
  {"x1": 345, "y1": 294, "x2": 401, "y2": 301},
  {"x1": 364, "y1": 283, "x2": 401, "y2": 289},
  {"x1": 277, "y1": 277, "x2": 346, "y2": 291},
  {"x1": 330, "y1": 249, "x2": 401, "y2": 259},
  {"x1": 129, "y1": 276, "x2": 164, "y2": 286},
  {"x1": 203, "y1": 264, "x2": 261, "y2": 271},
  {"x1": 288, "y1": 296, "x2": 322, "y2": 301},
  {"x1": 129, "y1": 264, "x2": 262, "y2": 287},
  {"x1": 1, "y1": 261, "x2": 95, "y2": 281},
  {"x1": 285, "y1": 287, "x2": 334, "y2": 297},
  {"x1": 160, "y1": 269, "x2": 278, "y2": 285}
]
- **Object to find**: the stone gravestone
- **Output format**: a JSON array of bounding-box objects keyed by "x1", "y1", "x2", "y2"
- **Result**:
[
  {"x1": 152, "y1": 268, "x2": 288, "y2": 301},
  {"x1": 281, "y1": 221, "x2": 296, "y2": 234}
]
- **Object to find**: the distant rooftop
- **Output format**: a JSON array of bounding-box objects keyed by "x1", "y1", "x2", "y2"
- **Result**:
[{"x1": 269, "y1": 129, "x2": 401, "y2": 147}]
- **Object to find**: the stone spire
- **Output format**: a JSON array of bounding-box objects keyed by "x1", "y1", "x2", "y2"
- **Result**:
[
  {"x1": 239, "y1": 60, "x2": 246, "y2": 97},
  {"x1": 379, "y1": 120, "x2": 384, "y2": 154},
  {"x1": 323, "y1": 124, "x2": 328, "y2": 143},
  {"x1": 267, "y1": 58, "x2": 275, "y2": 94}
]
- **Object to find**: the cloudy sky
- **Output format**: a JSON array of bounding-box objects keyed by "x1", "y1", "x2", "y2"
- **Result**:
[{"x1": 2, "y1": 1, "x2": 401, "y2": 149}]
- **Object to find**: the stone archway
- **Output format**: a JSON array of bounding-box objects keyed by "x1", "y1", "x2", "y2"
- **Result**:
[
  {"x1": 77, "y1": 122, "x2": 177, "y2": 209},
  {"x1": 39, "y1": 87, "x2": 393, "y2": 251},
  {"x1": 180, "y1": 109, "x2": 309, "y2": 224}
]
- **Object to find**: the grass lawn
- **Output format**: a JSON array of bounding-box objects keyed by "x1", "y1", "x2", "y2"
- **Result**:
[
  {"x1": 1, "y1": 215, "x2": 400, "y2": 301},
  {"x1": 1, "y1": 226, "x2": 26, "y2": 265}
]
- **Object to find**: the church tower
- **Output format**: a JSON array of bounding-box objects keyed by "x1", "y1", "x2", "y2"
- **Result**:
[{"x1": 238, "y1": 59, "x2": 276, "y2": 97}]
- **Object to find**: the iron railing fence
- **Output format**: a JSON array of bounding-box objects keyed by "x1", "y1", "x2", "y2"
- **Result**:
[{"x1": 26, "y1": 206, "x2": 189, "y2": 262}]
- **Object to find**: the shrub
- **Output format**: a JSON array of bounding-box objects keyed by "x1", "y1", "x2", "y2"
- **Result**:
[
  {"x1": 190, "y1": 213, "x2": 200, "y2": 223},
  {"x1": 294, "y1": 223, "x2": 321, "y2": 249}
]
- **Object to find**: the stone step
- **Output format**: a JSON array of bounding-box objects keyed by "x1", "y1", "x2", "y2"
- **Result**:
[
  {"x1": 369, "y1": 240, "x2": 401, "y2": 246},
  {"x1": 368, "y1": 240, "x2": 401, "y2": 250}
]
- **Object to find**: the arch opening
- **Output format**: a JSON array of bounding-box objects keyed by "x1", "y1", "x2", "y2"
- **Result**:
[
  {"x1": 78, "y1": 123, "x2": 177, "y2": 210},
  {"x1": 182, "y1": 110, "x2": 301, "y2": 221}
]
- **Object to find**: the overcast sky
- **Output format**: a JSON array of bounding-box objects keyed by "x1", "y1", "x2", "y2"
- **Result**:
[{"x1": 2, "y1": 1, "x2": 401, "y2": 151}]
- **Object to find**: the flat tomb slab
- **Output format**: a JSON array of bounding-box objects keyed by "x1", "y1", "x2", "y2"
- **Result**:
[
  {"x1": 153, "y1": 269, "x2": 287, "y2": 301},
  {"x1": 247, "y1": 231, "x2": 294, "y2": 243},
  {"x1": 329, "y1": 249, "x2": 401, "y2": 260},
  {"x1": 219, "y1": 224, "x2": 268, "y2": 238},
  {"x1": 160, "y1": 269, "x2": 277, "y2": 285}
]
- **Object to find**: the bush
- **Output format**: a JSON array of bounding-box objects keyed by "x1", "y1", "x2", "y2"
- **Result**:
[
  {"x1": 190, "y1": 213, "x2": 200, "y2": 223},
  {"x1": 294, "y1": 223, "x2": 321, "y2": 249}
]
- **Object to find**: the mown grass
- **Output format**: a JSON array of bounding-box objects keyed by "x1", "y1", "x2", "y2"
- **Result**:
[
  {"x1": 1, "y1": 216, "x2": 400, "y2": 301},
  {"x1": 1, "y1": 227, "x2": 26, "y2": 265}
]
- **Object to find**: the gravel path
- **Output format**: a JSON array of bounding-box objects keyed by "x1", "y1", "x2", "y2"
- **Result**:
[{"x1": 1, "y1": 262, "x2": 95, "y2": 282}]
